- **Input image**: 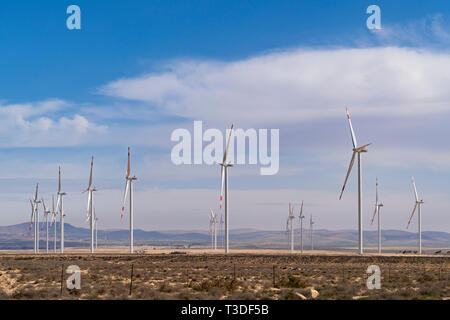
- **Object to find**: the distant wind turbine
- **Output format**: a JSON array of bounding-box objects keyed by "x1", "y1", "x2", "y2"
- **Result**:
[
  {"x1": 299, "y1": 201, "x2": 305, "y2": 254},
  {"x1": 219, "y1": 125, "x2": 234, "y2": 254},
  {"x1": 41, "y1": 198, "x2": 51, "y2": 254},
  {"x1": 310, "y1": 215, "x2": 314, "y2": 251},
  {"x1": 370, "y1": 178, "x2": 384, "y2": 254},
  {"x1": 121, "y1": 147, "x2": 138, "y2": 254},
  {"x1": 287, "y1": 203, "x2": 295, "y2": 252},
  {"x1": 83, "y1": 157, "x2": 97, "y2": 254},
  {"x1": 56, "y1": 166, "x2": 67, "y2": 254},
  {"x1": 339, "y1": 108, "x2": 371, "y2": 255},
  {"x1": 407, "y1": 177, "x2": 424, "y2": 254}
]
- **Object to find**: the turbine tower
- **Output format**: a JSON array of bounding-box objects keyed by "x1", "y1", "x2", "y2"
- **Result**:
[
  {"x1": 51, "y1": 195, "x2": 57, "y2": 253},
  {"x1": 219, "y1": 214, "x2": 224, "y2": 249},
  {"x1": 370, "y1": 178, "x2": 384, "y2": 254},
  {"x1": 407, "y1": 177, "x2": 424, "y2": 254},
  {"x1": 299, "y1": 201, "x2": 305, "y2": 254},
  {"x1": 56, "y1": 166, "x2": 67, "y2": 254},
  {"x1": 209, "y1": 209, "x2": 217, "y2": 250},
  {"x1": 219, "y1": 125, "x2": 234, "y2": 254},
  {"x1": 41, "y1": 198, "x2": 51, "y2": 254},
  {"x1": 94, "y1": 208, "x2": 98, "y2": 249},
  {"x1": 288, "y1": 203, "x2": 295, "y2": 252},
  {"x1": 121, "y1": 147, "x2": 137, "y2": 254},
  {"x1": 28, "y1": 199, "x2": 37, "y2": 253},
  {"x1": 82, "y1": 157, "x2": 97, "y2": 253},
  {"x1": 339, "y1": 108, "x2": 371, "y2": 255},
  {"x1": 310, "y1": 214, "x2": 314, "y2": 251}
]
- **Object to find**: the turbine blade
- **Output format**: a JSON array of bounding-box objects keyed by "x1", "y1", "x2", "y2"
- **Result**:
[
  {"x1": 35, "y1": 183, "x2": 39, "y2": 202},
  {"x1": 346, "y1": 107, "x2": 358, "y2": 149},
  {"x1": 86, "y1": 191, "x2": 91, "y2": 222},
  {"x1": 56, "y1": 195, "x2": 61, "y2": 215},
  {"x1": 354, "y1": 143, "x2": 371, "y2": 152},
  {"x1": 126, "y1": 147, "x2": 131, "y2": 178},
  {"x1": 371, "y1": 206, "x2": 378, "y2": 225},
  {"x1": 222, "y1": 124, "x2": 234, "y2": 163},
  {"x1": 121, "y1": 180, "x2": 130, "y2": 218},
  {"x1": 407, "y1": 203, "x2": 418, "y2": 229},
  {"x1": 412, "y1": 177, "x2": 419, "y2": 202},
  {"x1": 58, "y1": 166, "x2": 61, "y2": 193},
  {"x1": 339, "y1": 151, "x2": 357, "y2": 200},
  {"x1": 299, "y1": 200, "x2": 304, "y2": 218},
  {"x1": 88, "y1": 156, "x2": 93, "y2": 189}
]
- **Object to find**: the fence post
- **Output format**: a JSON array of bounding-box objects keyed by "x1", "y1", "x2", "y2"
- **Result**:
[{"x1": 129, "y1": 264, "x2": 134, "y2": 296}]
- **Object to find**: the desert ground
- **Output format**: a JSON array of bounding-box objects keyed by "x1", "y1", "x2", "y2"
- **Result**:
[{"x1": 0, "y1": 247, "x2": 448, "y2": 300}]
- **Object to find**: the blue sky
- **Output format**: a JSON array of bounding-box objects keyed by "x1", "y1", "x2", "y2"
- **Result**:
[{"x1": 1, "y1": 1, "x2": 450, "y2": 233}]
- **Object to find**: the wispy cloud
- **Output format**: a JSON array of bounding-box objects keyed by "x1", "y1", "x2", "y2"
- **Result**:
[{"x1": 101, "y1": 47, "x2": 450, "y2": 127}]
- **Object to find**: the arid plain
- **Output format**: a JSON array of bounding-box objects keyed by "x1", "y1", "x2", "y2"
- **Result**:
[{"x1": 0, "y1": 248, "x2": 448, "y2": 300}]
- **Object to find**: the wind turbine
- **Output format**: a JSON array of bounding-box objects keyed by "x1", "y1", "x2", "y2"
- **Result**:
[
  {"x1": 83, "y1": 157, "x2": 97, "y2": 254},
  {"x1": 310, "y1": 215, "x2": 314, "y2": 251},
  {"x1": 288, "y1": 203, "x2": 295, "y2": 252},
  {"x1": 28, "y1": 199, "x2": 36, "y2": 253},
  {"x1": 339, "y1": 108, "x2": 371, "y2": 255},
  {"x1": 209, "y1": 209, "x2": 217, "y2": 250},
  {"x1": 219, "y1": 125, "x2": 234, "y2": 254},
  {"x1": 32, "y1": 183, "x2": 41, "y2": 254},
  {"x1": 407, "y1": 177, "x2": 424, "y2": 254},
  {"x1": 56, "y1": 166, "x2": 66, "y2": 254},
  {"x1": 299, "y1": 201, "x2": 305, "y2": 254},
  {"x1": 370, "y1": 178, "x2": 384, "y2": 254},
  {"x1": 121, "y1": 147, "x2": 137, "y2": 254},
  {"x1": 41, "y1": 198, "x2": 51, "y2": 254}
]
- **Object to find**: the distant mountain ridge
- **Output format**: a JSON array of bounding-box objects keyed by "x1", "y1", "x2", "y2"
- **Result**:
[{"x1": 0, "y1": 222, "x2": 449, "y2": 251}]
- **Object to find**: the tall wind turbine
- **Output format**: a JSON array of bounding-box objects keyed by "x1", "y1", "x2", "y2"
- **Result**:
[
  {"x1": 121, "y1": 147, "x2": 137, "y2": 254},
  {"x1": 407, "y1": 177, "x2": 424, "y2": 254},
  {"x1": 371, "y1": 178, "x2": 384, "y2": 254},
  {"x1": 288, "y1": 203, "x2": 295, "y2": 252},
  {"x1": 299, "y1": 201, "x2": 305, "y2": 254},
  {"x1": 41, "y1": 198, "x2": 51, "y2": 254},
  {"x1": 310, "y1": 215, "x2": 314, "y2": 251},
  {"x1": 83, "y1": 157, "x2": 97, "y2": 254},
  {"x1": 56, "y1": 166, "x2": 66, "y2": 254},
  {"x1": 32, "y1": 183, "x2": 41, "y2": 254},
  {"x1": 339, "y1": 108, "x2": 371, "y2": 255},
  {"x1": 209, "y1": 209, "x2": 217, "y2": 250},
  {"x1": 28, "y1": 199, "x2": 36, "y2": 253},
  {"x1": 219, "y1": 125, "x2": 234, "y2": 254}
]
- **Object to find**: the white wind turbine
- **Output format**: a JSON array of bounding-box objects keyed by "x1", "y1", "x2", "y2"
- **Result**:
[
  {"x1": 310, "y1": 214, "x2": 315, "y2": 251},
  {"x1": 51, "y1": 195, "x2": 57, "y2": 253},
  {"x1": 370, "y1": 178, "x2": 384, "y2": 254},
  {"x1": 219, "y1": 125, "x2": 234, "y2": 254},
  {"x1": 339, "y1": 108, "x2": 371, "y2": 255},
  {"x1": 121, "y1": 147, "x2": 137, "y2": 254},
  {"x1": 31, "y1": 183, "x2": 41, "y2": 254},
  {"x1": 209, "y1": 209, "x2": 217, "y2": 250},
  {"x1": 56, "y1": 166, "x2": 67, "y2": 254},
  {"x1": 288, "y1": 203, "x2": 295, "y2": 252},
  {"x1": 28, "y1": 199, "x2": 36, "y2": 253},
  {"x1": 41, "y1": 198, "x2": 51, "y2": 254},
  {"x1": 407, "y1": 177, "x2": 424, "y2": 254},
  {"x1": 298, "y1": 201, "x2": 305, "y2": 254},
  {"x1": 83, "y1": 157, "x2": 97, "y2": 254}
]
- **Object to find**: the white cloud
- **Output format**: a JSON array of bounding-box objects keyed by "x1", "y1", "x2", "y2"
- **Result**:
[
  {"x1": 101, "y1": 47, "x2": 450, "y2": 126},
  {"x1": 0, "y1": 99, "x2": 108, "y2": 147}
]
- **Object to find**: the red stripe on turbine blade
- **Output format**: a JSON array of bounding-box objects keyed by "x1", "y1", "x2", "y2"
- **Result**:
[{"x1": 122, "y1": 206, "x2": 125, "y2": 211}]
